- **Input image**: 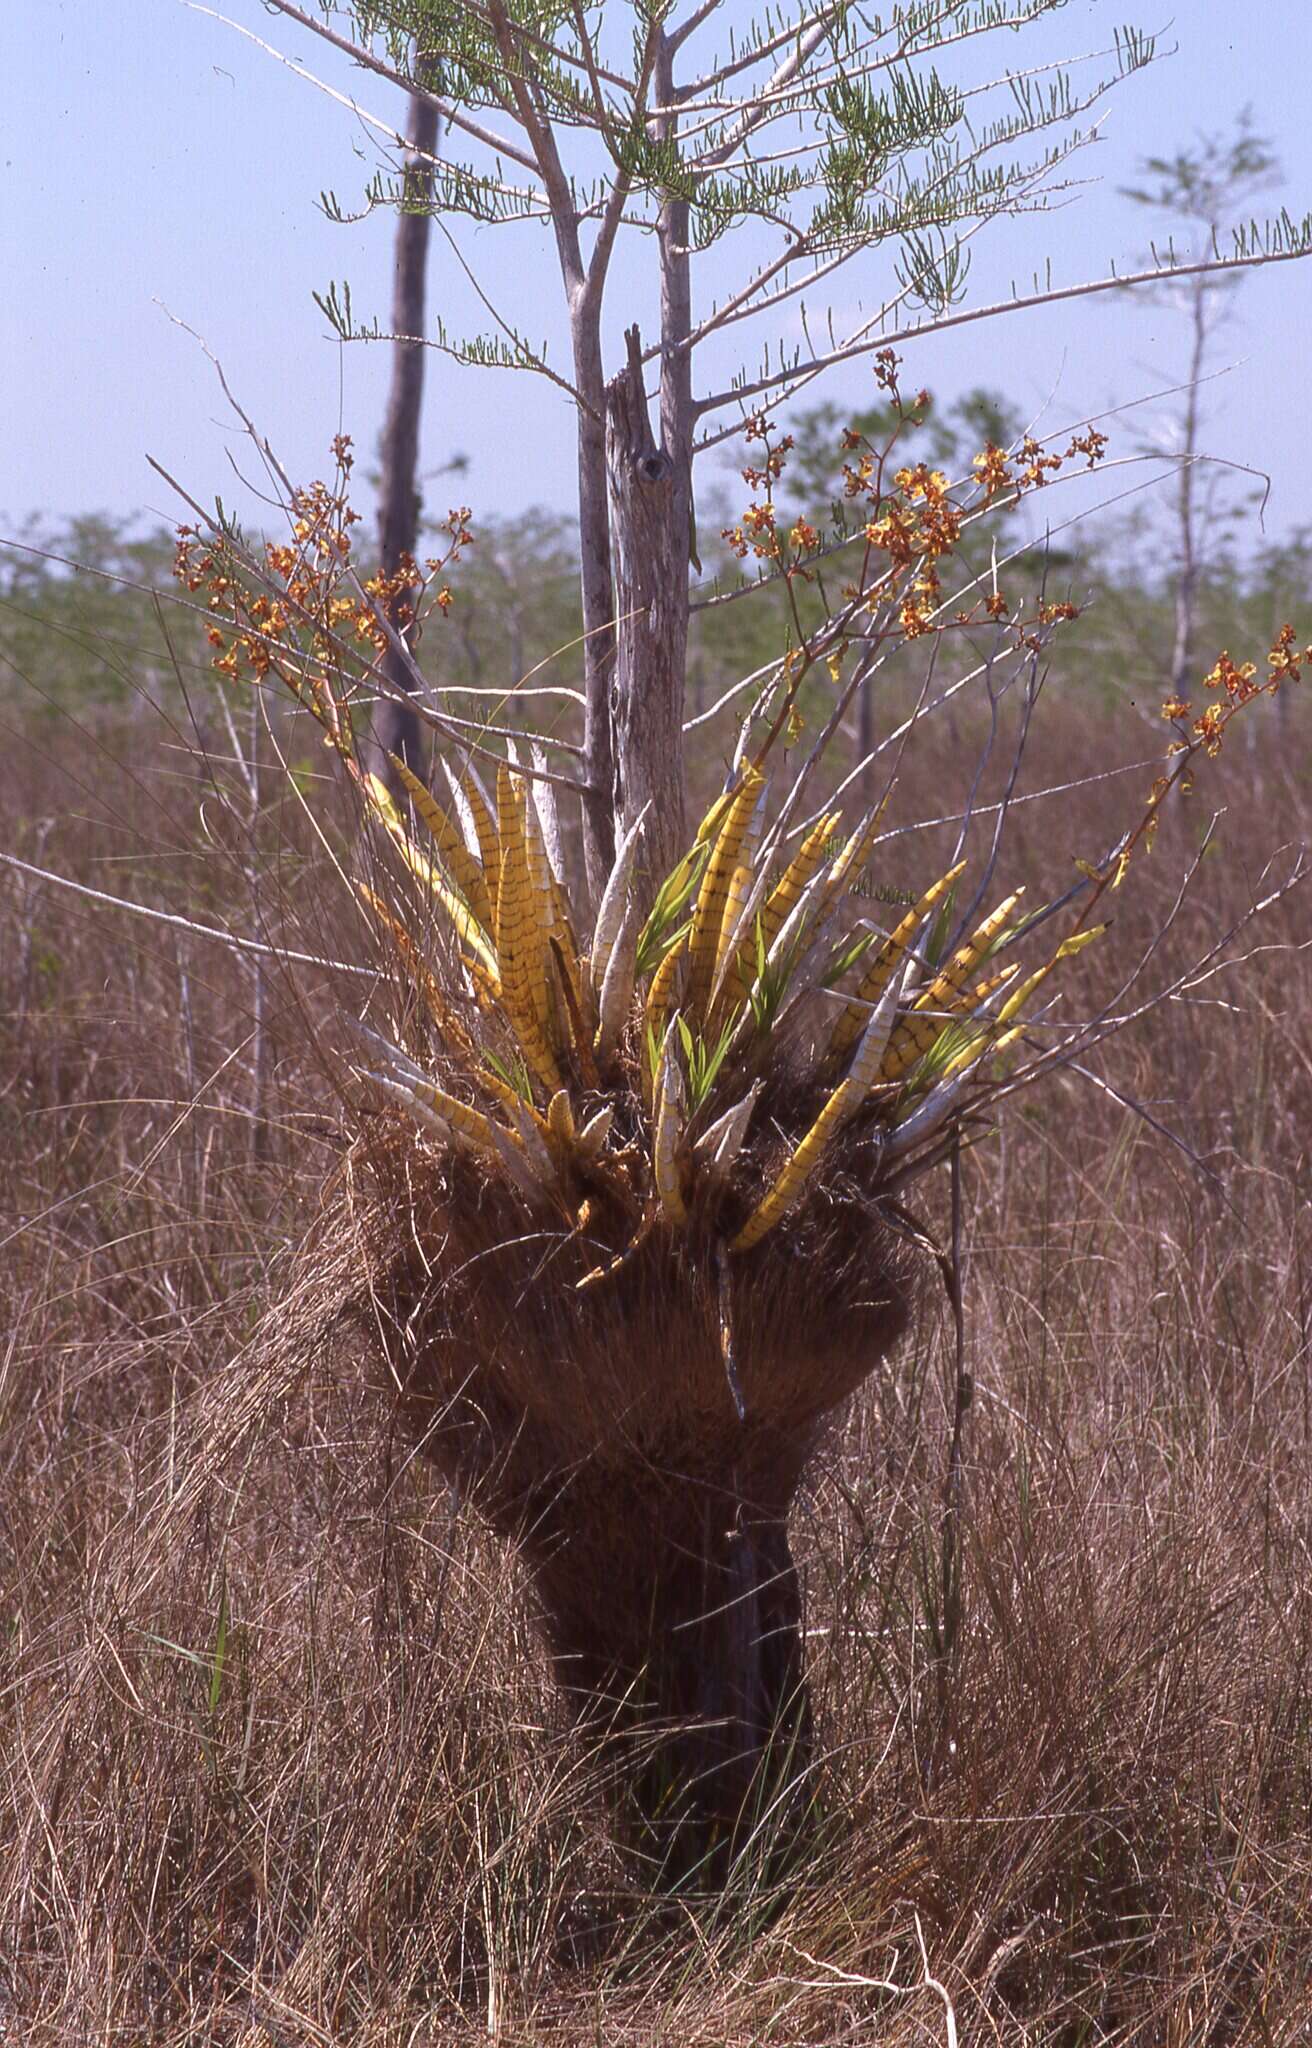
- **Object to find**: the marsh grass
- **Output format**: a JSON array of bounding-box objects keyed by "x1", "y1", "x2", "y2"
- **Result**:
[{"x1": 1, "y1": 695, "x2": 1309, "y2": 2043}]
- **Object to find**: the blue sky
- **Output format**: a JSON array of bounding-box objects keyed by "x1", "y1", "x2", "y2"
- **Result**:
[{"x1": 7, "y1": 1, "x2": 1312, "y2": 552}]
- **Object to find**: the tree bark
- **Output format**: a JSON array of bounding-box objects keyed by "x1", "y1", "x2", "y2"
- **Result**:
[
  {"x1": 372, "y1": 81, "x2": 440, "y2": 781},
  {"x1": 605, "y1": 325, "x2": 689, "y2": 909}
]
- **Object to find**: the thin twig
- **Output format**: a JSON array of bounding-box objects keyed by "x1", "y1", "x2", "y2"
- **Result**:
[{"x1": 0, "y1": 852, "x2": 374, "y2": 979}]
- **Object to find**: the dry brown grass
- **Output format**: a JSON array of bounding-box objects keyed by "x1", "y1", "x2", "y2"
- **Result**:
[{"x1": 2, "y1": 693, "x2": 1310, "y2": 2044}]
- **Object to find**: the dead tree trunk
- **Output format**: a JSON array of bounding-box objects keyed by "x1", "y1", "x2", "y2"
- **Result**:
[
  {"x1": 605, "y1": 325, "x2": 689, "y2": 907},
  {"x1": 1168, "y1": 277, "x2": 1207, "y2": 703},
  {"x1": 372, "y1": 83, "x2": 440, "y2": 781},
  {"x1": 595, "y1": 33, "x2": 694, "y2": 914},
  {"x1": 575, "y1": 316, "x2": 619, "y2": 905}
]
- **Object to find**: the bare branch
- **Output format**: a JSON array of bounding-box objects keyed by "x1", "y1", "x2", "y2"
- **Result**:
[
  {"x1": 678, "y1": 1, "x2": 852, "y2": 103},
  {"x1": 247, "y1": 1, "x2": 544, "y2": 175},
  {"x1": 674, "y1": 0, "x2": 1063, "y2": 121},
  {"x1": 698, "y1": 242, "x2": 1312, "y2": 415},
  {"x1": 485, "y1": 0, "x2": 585, "y2": 292},
  {"x1": 0, "y1": 852, "x2": 374, "y2": 980},
  {"x1": 461, "y1": 0, "x2": 637, "y2": 94},
  {"x1": 583, "y1": 13, "x2": 662, "y2": 301},
  {"x1": 668, "y1": 0, "x2": 723, "y2": 56},
  {"x1": 693, "y1": 11, "x2": 839, "y2": 170},
  {"x1": 186, "y1": 4, "x2": 544, "y2": 210},
  {"x1": 690, "y1": 210, "x2": 1007, "y2": 448},
  {"x1": 569, "y1": 2, "x2": 625, "y2": 161}
]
